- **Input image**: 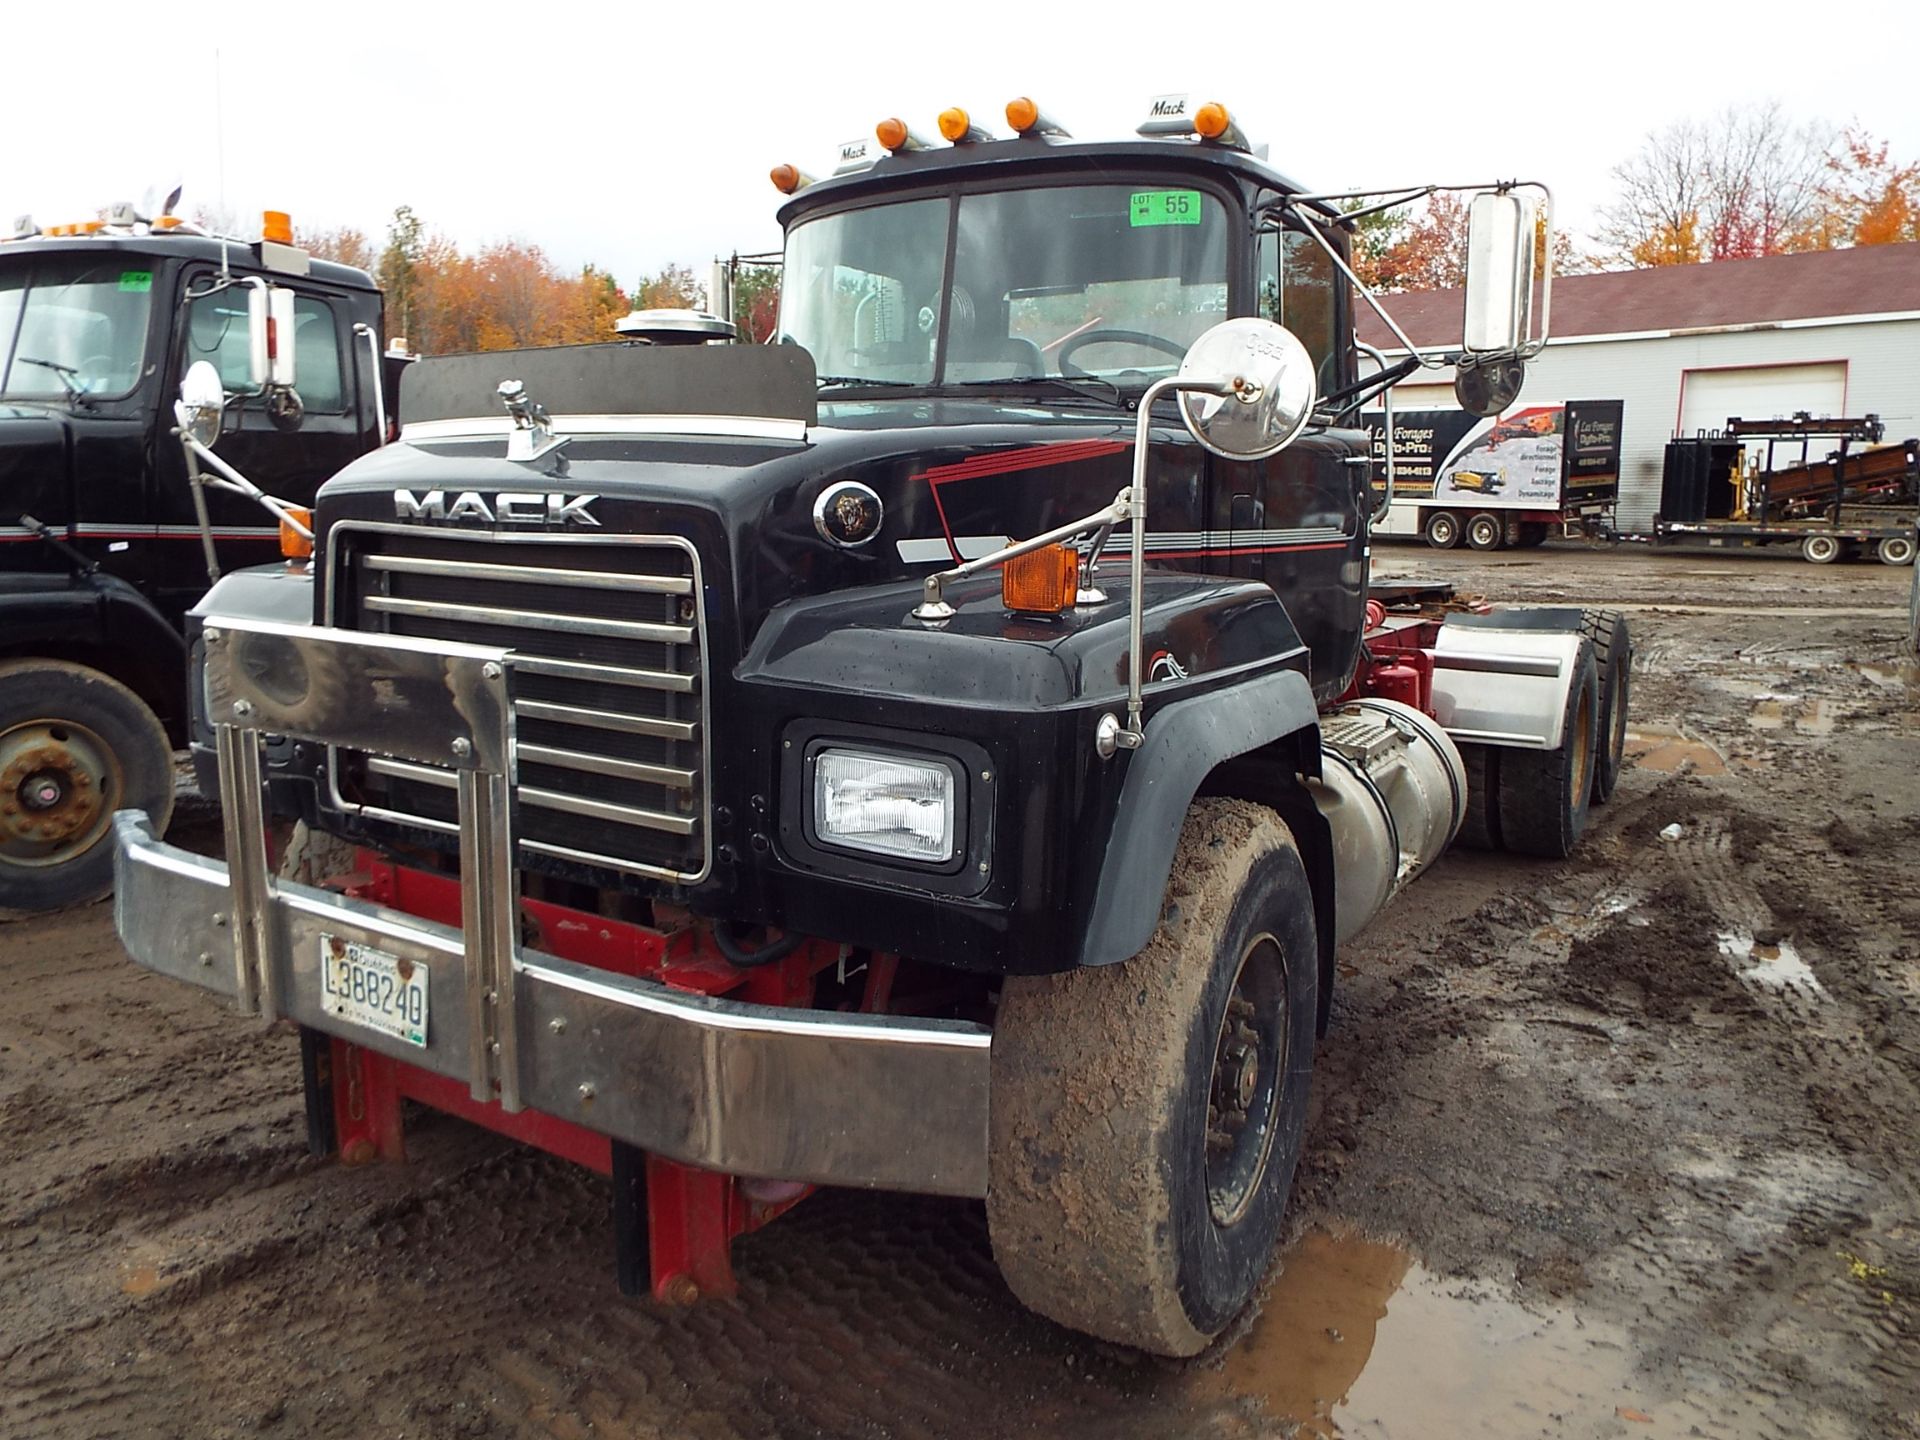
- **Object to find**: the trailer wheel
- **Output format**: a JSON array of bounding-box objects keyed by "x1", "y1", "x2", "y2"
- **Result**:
[
  {"x1": 1878, "y1": 535, "x2": 1916, "y2": 567},
  {"x1": 1495, "y1": 641, "x2": 1599, "y2": 859},
  {"x1": 1802, "y1": 534, "x2": 1843, "y2": 565},
  {"x1": 1424, "y1": 510, "x2": 1461, "y2": 549},
  {"x1": 1455, "y1": 742, "x2": 1501, "y2": 850},
  {"x1": 1582, "y1": 610, "x2": 1632, "y2": 805},
  {"x1": 1465, "y1": 512, "x2": 1505, "y2": 551},
  {"x1": 1518, "y1": 522, "x2": 1549, "y2": 548},
  {"x1": 988, "y1": 798, "x2": 1317, "y2": 1356},
  {"x1": 0, "y1": 660, "x2": 175, "y2": 915}
]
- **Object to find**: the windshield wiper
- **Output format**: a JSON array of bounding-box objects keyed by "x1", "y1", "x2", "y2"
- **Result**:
[
  {"x1": 944, "y1": 374, "x2": 1125, "y2": 407},
  {"x1": 17, "y1": 356, "x2": 97, "y2": 412},
  {"x1": 815, "y1": 375, "x2": 918, "y2": 390}
]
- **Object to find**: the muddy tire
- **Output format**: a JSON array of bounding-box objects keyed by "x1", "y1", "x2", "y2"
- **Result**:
[
  {"x1": 1424, "y1": 510, "x2": 1462, "y2": 550},
  {"x1": 1496, "y1": 641, "x2": 1599, "y2": 859},
  {"x1": 1582, "y1": 610, "x2": 1632, "y2": 805},
  {"x1": 1465, "y1": 511, "x2": 1504, "y2": 551},
  {"x1": 0, "y1": 660, "x2": 174, "y2": 914},
  {"x1": 987, "y1": 799, "x2": 1318, "y2": 1356},
  {"x1": 1455, "y1": 742, "x2": 1501, "y2": 851},
  {"x1": 1801, "y1": 534, "x2": 1842, "y2": 565},
  {"x1": 1877, "y1": 534, "x2": 1915, "y2": 567}
]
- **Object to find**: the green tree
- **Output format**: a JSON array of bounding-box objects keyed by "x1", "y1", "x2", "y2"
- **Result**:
[
  {"x1": 379, "y1": 205, "x2": 425, "y2": 350},
  {"x1": 730, "y1": 262, "x2": 782, "y2": 342},
  {"x1": 634, "y1": 262, "x2": 704, "y2": 311}
]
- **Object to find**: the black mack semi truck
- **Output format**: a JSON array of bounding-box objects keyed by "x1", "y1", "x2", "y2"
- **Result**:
[
  {"x1": 108, "y1": 96, "x2": 1628, "y2": 1355},
  {"x1": 0, "y1": 208, "x2": 391, "y2": 911}
]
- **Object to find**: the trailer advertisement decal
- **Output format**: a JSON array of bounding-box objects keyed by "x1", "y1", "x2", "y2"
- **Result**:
[{"x1": 1365, "y1": 400, "x2": 1625, "y2": 511}]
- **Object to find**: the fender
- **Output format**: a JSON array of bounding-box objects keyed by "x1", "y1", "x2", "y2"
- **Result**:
[
  {"x1": 1077, "y1": 667, "x2": 1323, "y2": 971},
  {"x1": 0, "y1": 573, "x2": 188, "y2": 738}
]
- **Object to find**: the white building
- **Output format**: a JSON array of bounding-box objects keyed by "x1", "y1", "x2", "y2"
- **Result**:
[{"x1": 1359, "y1": 242, "x2": 1920, "y2": 529}]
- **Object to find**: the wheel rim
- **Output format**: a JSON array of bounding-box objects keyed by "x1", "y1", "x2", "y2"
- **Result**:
[
  {"x1": 1205, "y1": 933, "x2": 1287, "y2": 1228},
  {"x1": 1429, "y1": 516, "x2": 1456, "y2": 546},
  {"x1": 0, "y1": 718, "x2": 123, "y2": 867},
  {"x1": 1569, "y1": 683, "x2": 1595, "y2": 810},
  {"x1": 1881, "y1": 537, "x2": 1915, "y2": 566},
  {"x1": 1469, "y1": 517, "x2": 1499, "y2": 548},
  {"x1": 1806, "y1": 537, "x2": 1839, "y2": 563}
]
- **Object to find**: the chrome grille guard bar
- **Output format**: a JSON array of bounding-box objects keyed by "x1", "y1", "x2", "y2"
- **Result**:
[{"x1": 112, "y1": 618, "x2": 991, "y2": 1198}]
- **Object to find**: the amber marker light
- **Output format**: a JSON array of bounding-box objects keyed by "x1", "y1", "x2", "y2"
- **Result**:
[
  {"x1": 1194, "y1": 102, "x2": 1232, "y2": 139},
  {"x1": 876, "y1": 116, "x2": 910, "y2": 151},
  {"x1": 262, "y1": 209, "x2": 294, "y2": 245},
  {"x1": 279, "y1": 506, "x2": 314, "y2": 561},
  {"x1": 80, "y1": 220, "x2": 105, "y2": 234},
  {"x1": 770, "y1": 163, "x2": 805, "y2": 194},
  {"x1": 1002, "y1": 544, "x2": 1079, "y2": 615},
  {"x1": 1006, "y1": 96, "x2": 1040, "y2": 133},
  {"x1": 938, "y1": 107, "x2": 971, "y2": 142}
]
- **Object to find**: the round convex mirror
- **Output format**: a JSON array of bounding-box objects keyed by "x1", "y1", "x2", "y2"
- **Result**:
[
  {"x1": 1176, "y1": 318, "x2": 1317, "y2": 461},
  {"x1": 178, "y1": 360, "x2": 227, "y2": 448}
]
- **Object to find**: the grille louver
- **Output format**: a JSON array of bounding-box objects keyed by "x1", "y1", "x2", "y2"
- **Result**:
[{"x1": 329, "y1": 525, "x2": 709, "y2": 884}]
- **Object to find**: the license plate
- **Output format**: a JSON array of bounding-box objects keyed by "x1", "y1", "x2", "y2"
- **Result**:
[{"x1": 320, "y1": 935, "x2": 428, "y2": 1047}]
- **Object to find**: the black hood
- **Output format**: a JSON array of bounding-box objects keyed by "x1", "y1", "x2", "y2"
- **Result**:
[{"x1": 0, "y1": 404, "x2": 74, "y2": 530}]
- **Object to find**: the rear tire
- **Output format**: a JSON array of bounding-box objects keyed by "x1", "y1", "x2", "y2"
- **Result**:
[
  {"x1": 1424, "y1": 510, "x2": 1461, "y2": 550},
  {"x1": 988, "y1": 798, "x2": 1318, "y2": 1356},
  {"x1": 1455, "y1": 742, "x2": 1501, "y2": 851},
  {"x1": 0, "y1": 659, "x2": 174, "y2": 914},
  {"x1": 1582, "y1": 610, "x2": 1632, "y2": 805},
  {"x1": 1519, "y1": 522, "x2": 1550, "y2": 548},
  {"x1": 1802, "y1": 533, "x2": 1842, "y2": 565},
  {"x1": 1495, "y1": 641, "x2": 1600, "y2": 859},
  {"x1": 1878, "y1": 535, "x2": 1916, "y2": 567},
  {"x1": 1466, "y1": 512, "x2": 1504, "y2": 551}
]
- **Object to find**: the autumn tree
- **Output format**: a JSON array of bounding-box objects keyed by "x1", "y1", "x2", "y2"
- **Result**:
[
  {"x1": 730, "y1": 262, "x2": 782, "y2": 341},
  {"x1": 633, "y1": 262, "x2": 705, "y2": 311},
  {"x1": 1802, "y1": 127, "x2": 1920, "y2": 248},
  {"x1": 379, "y1": 206, "x2": 426, "y2": 350},
  {"x1": 294, "y1": 224, "x2": 373, "y2": 271},
  {"x1": 1597, "y1": 102, "x2": 1833, "y2": 266},
  {"x1": 1346, "y1": 193, "x2": 1470, "y2": 292}
]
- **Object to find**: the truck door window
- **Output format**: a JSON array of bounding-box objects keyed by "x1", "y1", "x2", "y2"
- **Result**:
[
  {"x1": 184, "y1": 288, "x2": 345, "y2": 411},
  {"x1": 0, "y1": 261, "x2": 153, "y2": 400},
  {"x1": 1257, "y1": 226, "x2": 1339, "y2": 389}
]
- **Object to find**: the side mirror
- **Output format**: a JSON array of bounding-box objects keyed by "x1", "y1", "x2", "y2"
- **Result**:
[
  {"x1": 178, "y1": 360, "x2": 226, "y2": 447},
  {"x1": 245, "y1": 282, "x2": 298, "y2": 389},
  {"x1": 1462, "y1": 191, "x2": 1538, "y2": 355},
  {"x1": 1175, "y1": 317, "x2": 1317, "y2": 460}
]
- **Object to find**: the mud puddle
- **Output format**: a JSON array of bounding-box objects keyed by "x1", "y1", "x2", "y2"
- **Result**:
[
  {"x1": 1748, "y1": 695, "x2": 1838, "y2": 734},
  {"x1": 1207, "y1": 1229, "x2": 1672, "y2": 1437},
  {"x1": 1625, "y1": 725, "x2": 1727, "y2": 775}
]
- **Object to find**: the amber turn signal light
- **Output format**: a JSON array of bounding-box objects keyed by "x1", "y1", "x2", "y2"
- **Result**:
[
  {"x1": 1194, "y1": 102, "x2": 1231, "y2": 139},
  {"x1": 1002, "y1": 543, "x2": 1079, "y2": 614},
  {"x1": 279, "y1": 505, "x2": 314, "y2": 561},
  {"x1": 261, "y1": 210, "x2": 294, "y2": 245}
]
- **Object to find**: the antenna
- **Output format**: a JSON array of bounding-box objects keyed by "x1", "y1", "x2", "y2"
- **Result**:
[{"x1": 215, "y1": 48, "x2": 227, "y2": 216}]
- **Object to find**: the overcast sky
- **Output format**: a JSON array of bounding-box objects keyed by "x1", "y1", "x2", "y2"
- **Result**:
[{"x1": 12, "y1": 0, "x2": 1918, "y2": 287}]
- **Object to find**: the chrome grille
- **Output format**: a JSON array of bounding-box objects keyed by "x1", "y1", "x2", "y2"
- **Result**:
[{"x1": 329, "y1": 524, "x2": 708, "y2": 884}]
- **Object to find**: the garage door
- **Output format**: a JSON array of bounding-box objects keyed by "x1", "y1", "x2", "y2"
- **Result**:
[{"x1": 1678, "y1": 363, "x2": 1848, "y2": 453}]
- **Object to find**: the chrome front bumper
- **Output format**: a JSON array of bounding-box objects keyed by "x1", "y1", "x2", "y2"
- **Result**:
[{"x1": 111, "y1": 618, "x2": 990, "y2": 1198}]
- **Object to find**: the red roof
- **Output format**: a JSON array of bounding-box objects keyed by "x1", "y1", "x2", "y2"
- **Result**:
[{"x1": 1356, "y1": 241, "x2": 1920, "y2": 350}]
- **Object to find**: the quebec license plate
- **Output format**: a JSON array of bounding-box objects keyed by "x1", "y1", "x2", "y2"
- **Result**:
[{"x1": 320, "y1": 935, "x2": 428, "y2": 1047}]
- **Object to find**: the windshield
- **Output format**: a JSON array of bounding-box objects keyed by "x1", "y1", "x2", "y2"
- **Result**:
[
  {"x1": 0, "y1": 260, "x2": 154, "y2": 401},
  {"x1": 778, "y1": 183, "x2": 1231, "y2": 389}
]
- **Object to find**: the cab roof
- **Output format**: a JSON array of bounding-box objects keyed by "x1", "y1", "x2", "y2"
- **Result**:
[
  {"x1": 775, "y1": 135, "x2": 1333, "y2": 228},
  {"x1": 0, "y1": 232, "x2": 378, "y2": 292}
]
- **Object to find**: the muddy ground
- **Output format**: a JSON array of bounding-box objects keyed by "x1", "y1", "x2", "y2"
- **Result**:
[{"x1": 2, "y1": 543, "x2": 1916, "y2": 1440}]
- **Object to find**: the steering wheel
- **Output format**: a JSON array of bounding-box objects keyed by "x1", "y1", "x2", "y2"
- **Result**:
[{"x1": 1056, "y1": 328, "x2": 1188, "y2": 378}]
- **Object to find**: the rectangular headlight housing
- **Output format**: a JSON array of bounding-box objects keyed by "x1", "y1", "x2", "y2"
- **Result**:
[{"x1": 813, "y1": 748, "x2": 956, "y2": 863}]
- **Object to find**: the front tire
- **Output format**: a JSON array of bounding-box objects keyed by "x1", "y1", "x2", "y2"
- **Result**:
[
  {"x1": 1466, "y1": 511, "x2": 1505, "y2": 551},
  {"x1": 0, "y1": 659, "x2": 175, "y2": 914},
  {"x1": 988, "y1": 799, "x2": 1318, "y2": 1356},
  {"x1": 1583, "y1": 610, "x2": 1632, "y2": 804}
]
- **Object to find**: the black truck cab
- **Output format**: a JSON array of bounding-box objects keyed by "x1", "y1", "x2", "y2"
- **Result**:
[{"x1": 0, "y1": 223, "x2": 384, "y2": 910}]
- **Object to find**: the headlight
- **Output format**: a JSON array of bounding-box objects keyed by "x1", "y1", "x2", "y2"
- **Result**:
[{"x1": 813, "y1": 748, "x2": 955, "y2": 863}]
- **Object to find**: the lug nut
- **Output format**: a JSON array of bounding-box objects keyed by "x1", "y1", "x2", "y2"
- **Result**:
[{"x1": 451, "y1": 737, "x2": 473, "y2": 759}]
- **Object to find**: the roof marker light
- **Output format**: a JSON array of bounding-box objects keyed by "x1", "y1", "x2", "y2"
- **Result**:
[
  {"x1": 875, "y1": 117, "x2": 929, "y2": 153},
  {"x1": 937, "y1": 107, "x2": 992, "y2": 144},
  {"x1": 261, "y1": 210, "x2": 294, "y2": 246},
  {"x1": 1193, "y1": 102, "x2": 1231, "y2": 139},
  {"x1": 80, "y1": 220, "x2": 104, "y2": 234},
  {"x1": 770, "y1": 163, "x2": 815, "y2": 195},
  {"x1": 1005, "y1": 97, "x2": 1069, "y2": 138}
]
